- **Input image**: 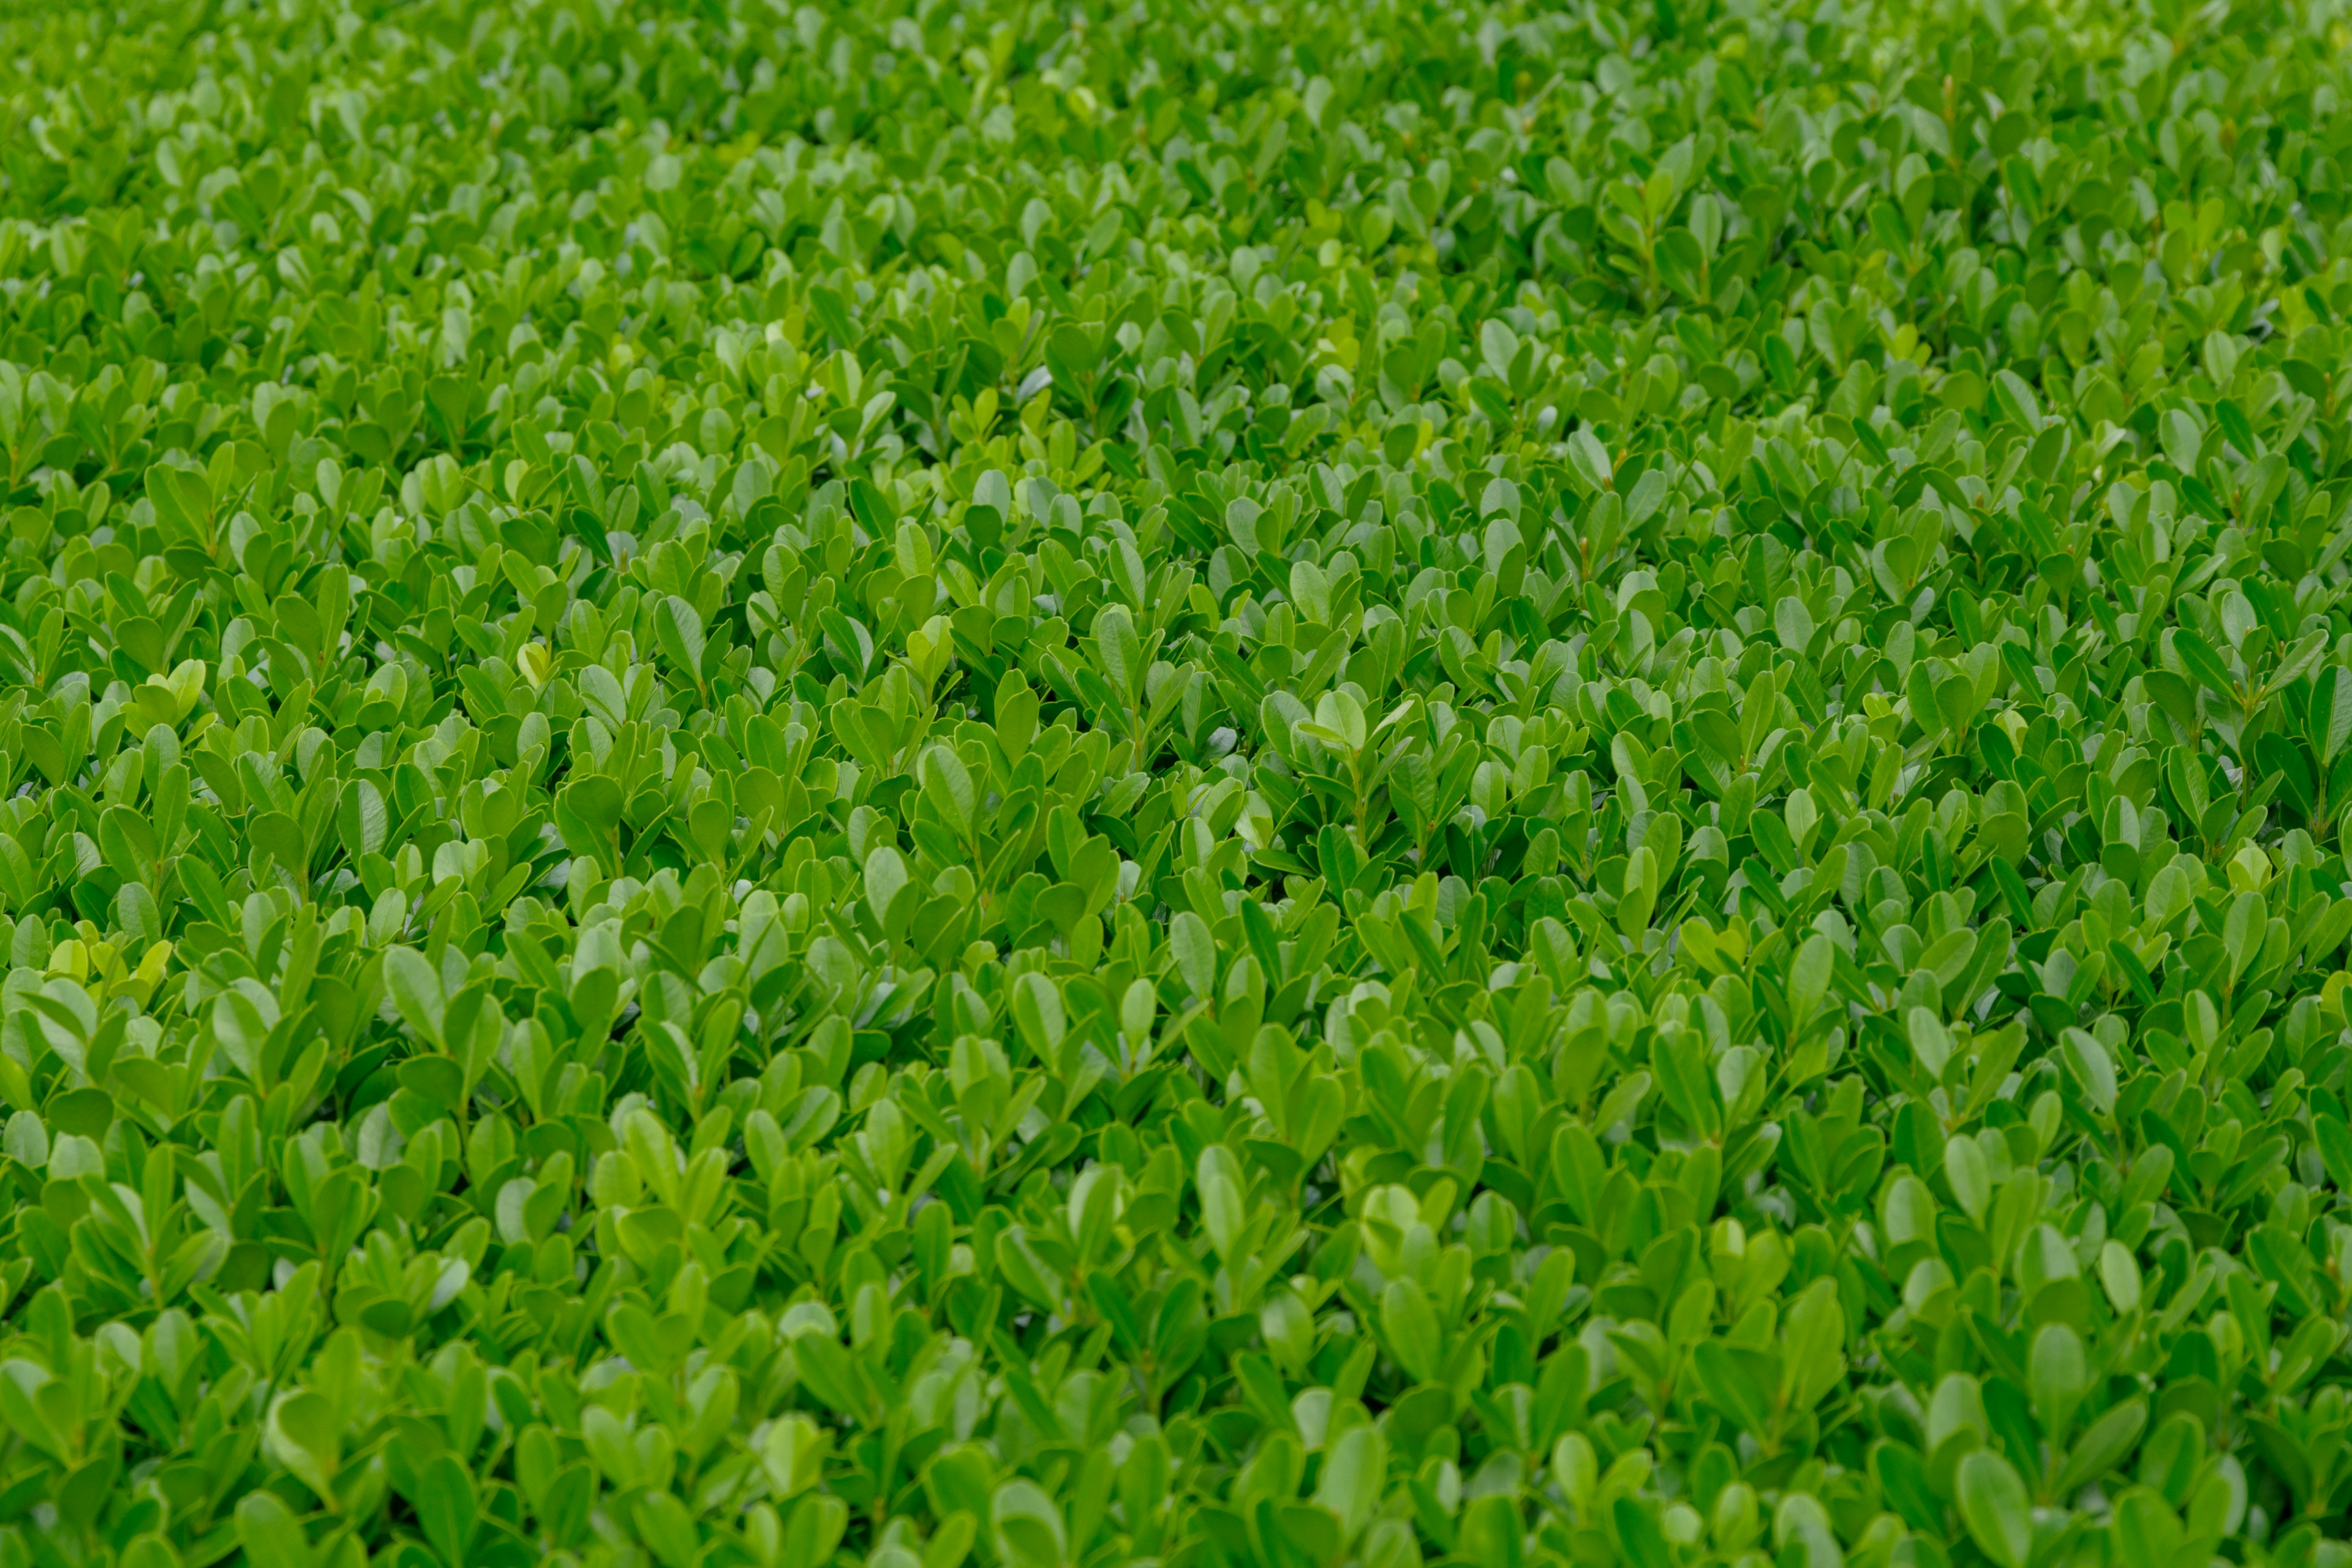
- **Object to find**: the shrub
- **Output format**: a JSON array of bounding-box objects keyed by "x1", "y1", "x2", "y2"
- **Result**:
[{"x1": 2, "y1": 0, "x2": 2352, "y2": 1566}]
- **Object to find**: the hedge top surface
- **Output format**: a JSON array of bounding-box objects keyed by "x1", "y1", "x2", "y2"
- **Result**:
[{"x1": 4, "y1": 0, "x2": 2352, "y2": 1567}]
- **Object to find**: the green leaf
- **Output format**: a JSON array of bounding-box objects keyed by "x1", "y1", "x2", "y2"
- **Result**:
[
  {"x1": 1907, "y1": 1007, "x2": 1951, "y2": 1079},
  {"x1": 920, "y1": 743, "x2": 975, "y2": 838},
  {"x1": 2311, "y1": 666, "x2": 2352, "y2": 763},
  {"x1": 1774, "y1": 595, "x2": 1815, "y2": 654},
  {"x1": 2059, "y1": 1028, "x2": 2116, "y2": 1117},
  {"x1": 655, "y1": 595, "x2": 707, "y2": 677},
  {"x1": 337, "y1": 778, "x2": 388, "y2": 859},
  {"x1": 234, "y1": 1493, "x2": 312, "y2": 1568},
  {"x1": 1956, "y1": 1450, "x2": 2033, "y2": 1568},
  {"x1": 1093, "y1": 604, "x2": 1144, "y2": 706},
  {"x1": 1171, "y1": 911, "x2": 1217, "y2": 1001},
  {"x1": 1314, "y1": 1425, "x2": 1387, "y2": 1539},
  {"x1": 2171, "y1": 628, "x2": 2236, "y2": 697},
  {"x1": 1991, "y1": 368, "x2": 2042, "y2": 428},
  {"x1": 263, "y1": 1390, "x2": 341, "y2": 1504},
  {"x1": 1380, "y1": 1277, "x2": 1444, "y2": 1384},
  {"x1": 991, "y1": 1480, "x2": 1066, "y2": 1568},
  {"x1": 2161, "y1": 407, "x2": 2204, "y2": 473},
  {"x1": 1781, "y1": 1277, "x2": 1846, "y2": 1411},
  {"x1": 417, "y1": 1452, "x2": 478, "y2": 1568},
  {"x1": 1566, "y1": 429, "x2": 1613, "y2": 493},
  {"x1": 384, "y1": 946, "x2": 446, "y2": 1048},
  {"x1": 2056, "y1": 1398, "x2": 2147, "y2": 1492},
  {"x1": 1788, "y1": 933, "x2": 1833, "y2": 1028},
  {"x1": 1196, "y1": 1144, "x2": 1245, "y2": 1262}
]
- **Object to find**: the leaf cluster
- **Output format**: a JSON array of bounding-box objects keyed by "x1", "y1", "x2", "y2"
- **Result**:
[{"x1": 4, "y1": 1, "x2": 2352, "y2": 1567}]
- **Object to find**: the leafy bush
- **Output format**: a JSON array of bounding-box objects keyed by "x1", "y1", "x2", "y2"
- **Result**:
[{"x1": 3, "y1": 0, "x2": 2352, "y2": 1565}]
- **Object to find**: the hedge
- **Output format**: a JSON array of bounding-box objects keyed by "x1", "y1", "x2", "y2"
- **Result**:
[{"x1": 3, "y1": 1, "x2": 2352, "y2": 1567}]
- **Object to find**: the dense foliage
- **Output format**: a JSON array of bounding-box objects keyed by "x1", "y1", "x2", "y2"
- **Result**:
[{"x1": 6, "y1": 0, "x2": 2352, "y2": 1566}]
